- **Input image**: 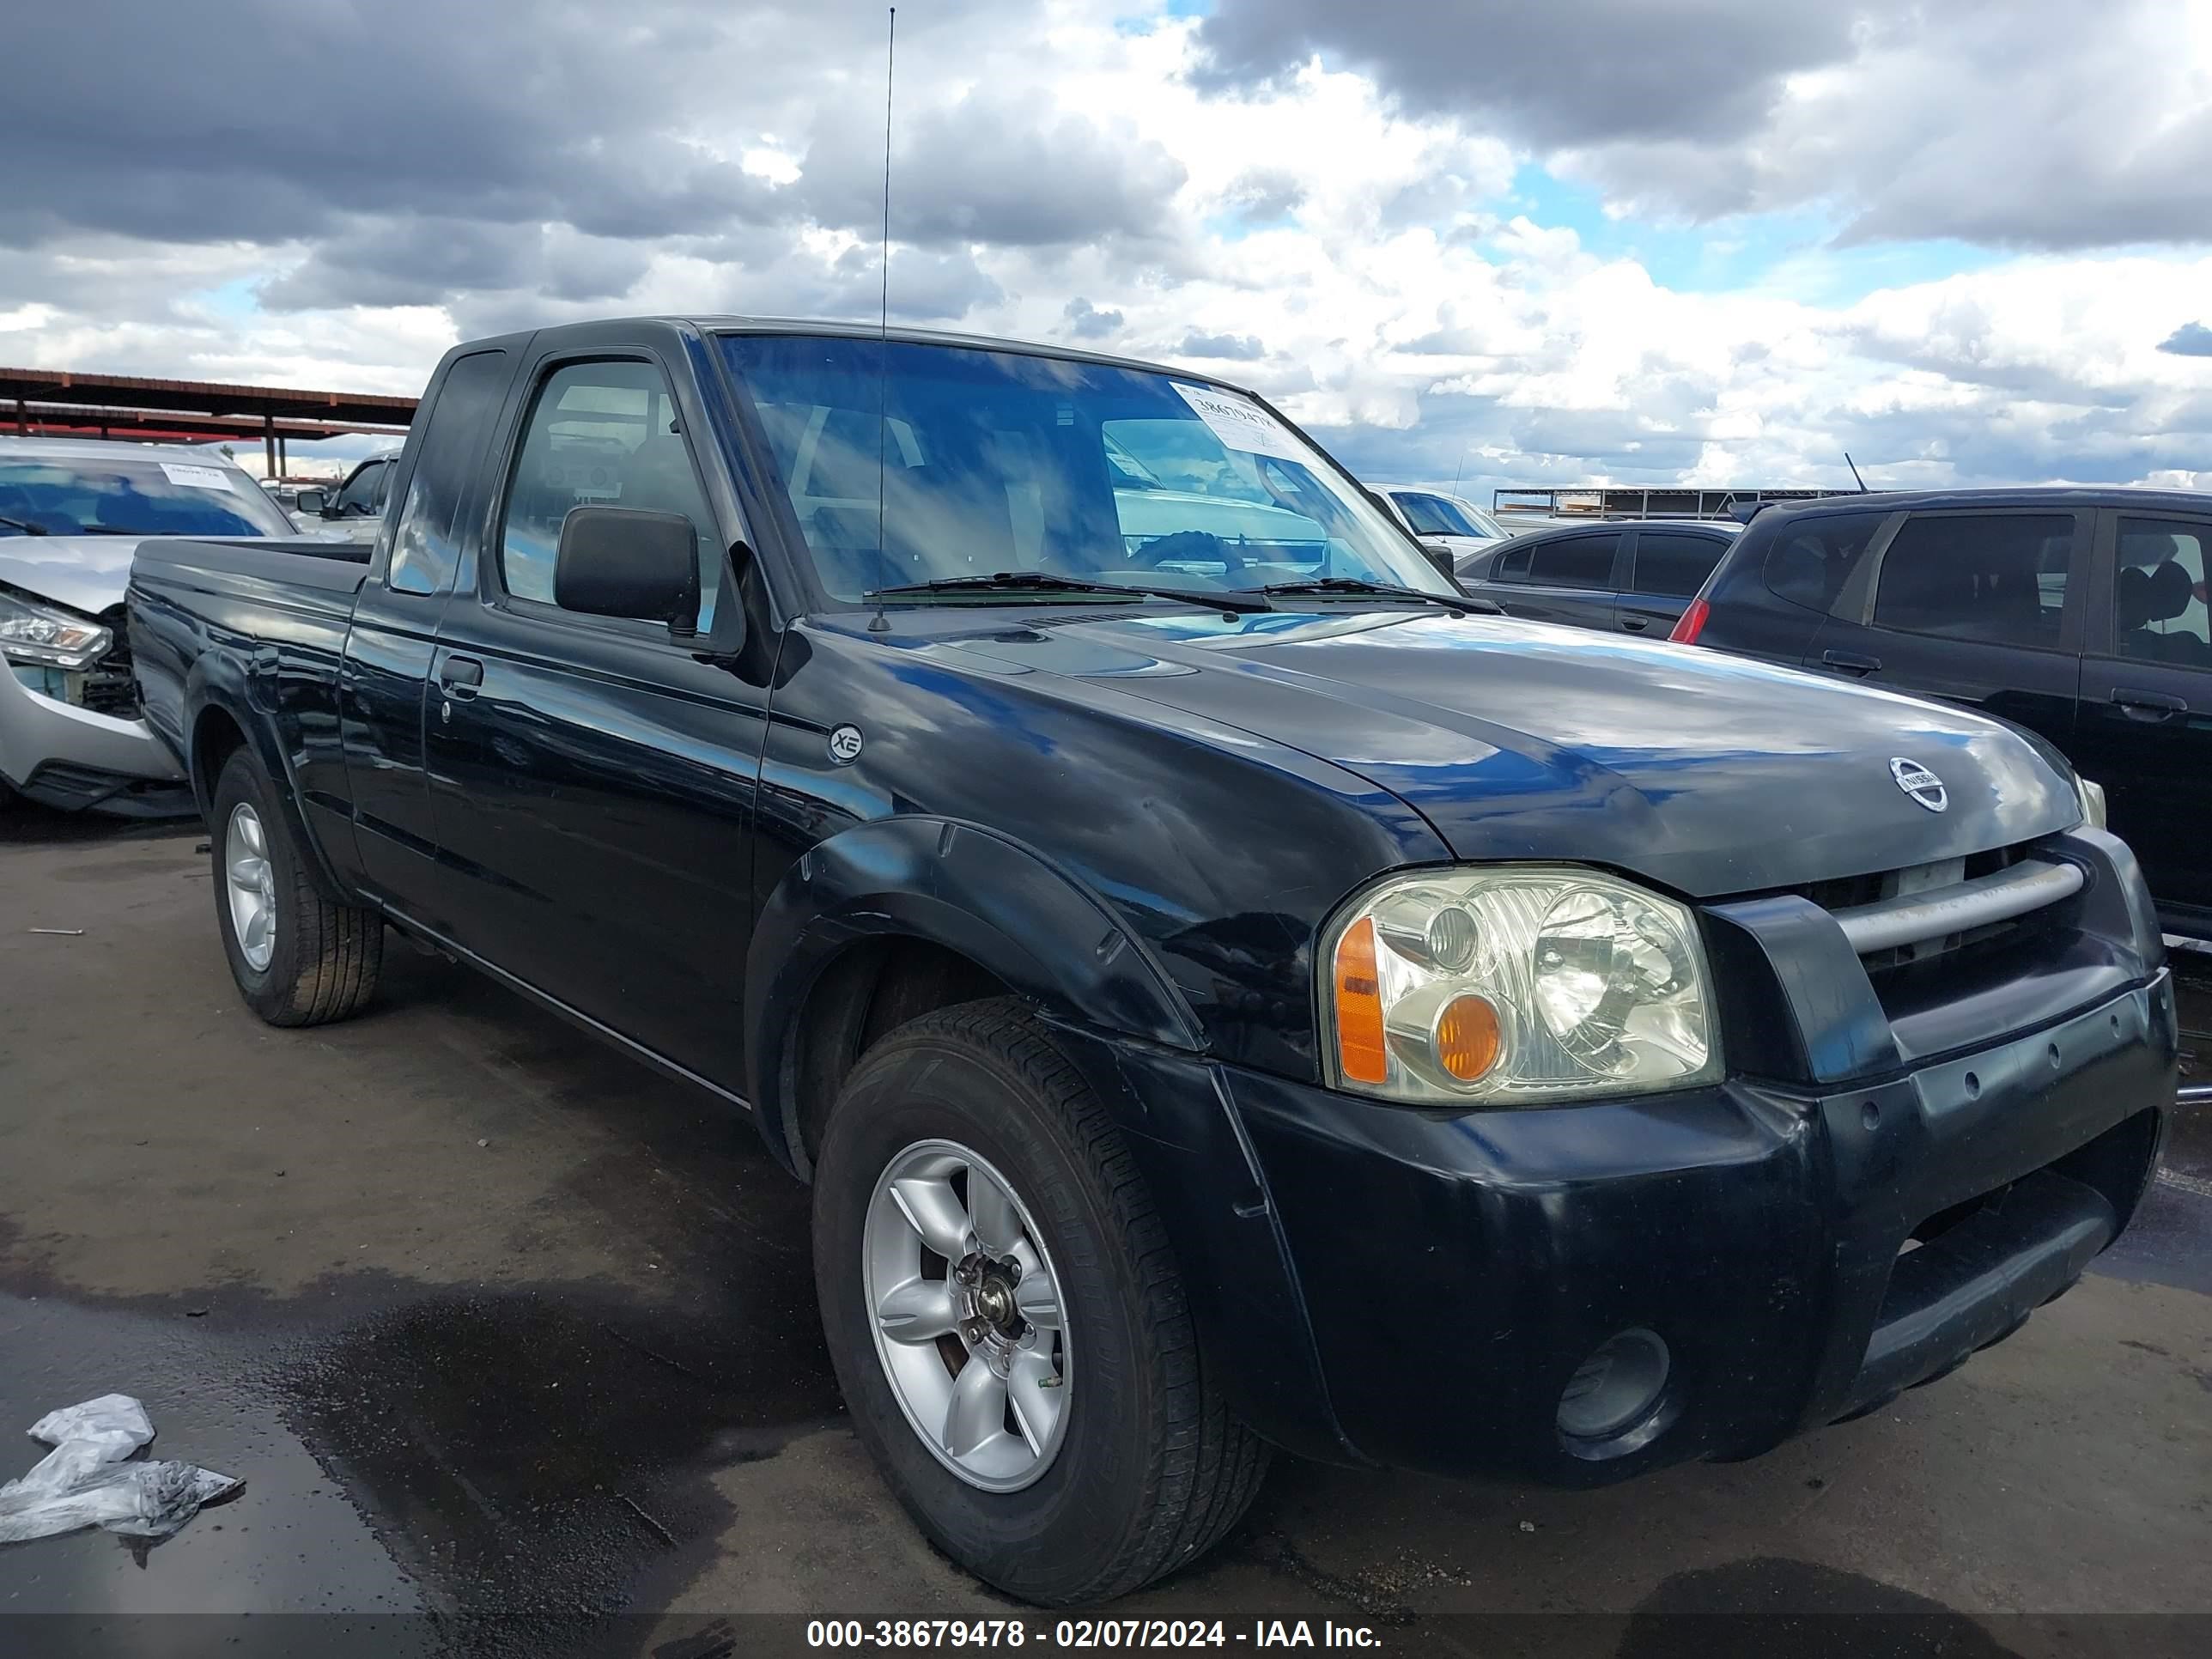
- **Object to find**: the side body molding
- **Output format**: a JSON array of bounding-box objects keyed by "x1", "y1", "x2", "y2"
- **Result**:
[{"x1": 744, "y1": 816, "x2": 1207, "y2": 1173}]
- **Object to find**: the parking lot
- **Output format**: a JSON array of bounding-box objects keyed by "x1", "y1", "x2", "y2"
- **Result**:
[{"x1": 2, "y1": 809, "x2": 2208, "y2": 1656}]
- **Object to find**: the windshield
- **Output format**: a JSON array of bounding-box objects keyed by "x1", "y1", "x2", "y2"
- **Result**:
[
  {"x1": 1456, "y1": 501, "x2": 1508, "y2": 539},
  {"x1": 0, "y1": 455, "x2": 291, "y2": 538},
  {"x1": 1395, "y1": 492, "x2": 1504, "y2": 540},
  {"x1": 719, "y1": 335, "x2": 1455, "y2": 602}
]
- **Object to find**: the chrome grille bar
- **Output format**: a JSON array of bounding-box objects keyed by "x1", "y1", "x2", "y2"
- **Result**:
[{"x1": 1830, "y1": 858, "x2": 2082, "y2": 957}]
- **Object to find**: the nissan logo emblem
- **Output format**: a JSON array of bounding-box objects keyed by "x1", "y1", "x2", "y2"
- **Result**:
[{"x1": 1889, "y1": 757, "x2": 1948, "y2": 813}]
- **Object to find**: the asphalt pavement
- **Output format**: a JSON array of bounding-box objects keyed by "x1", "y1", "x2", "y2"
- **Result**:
[{"x1": 3, "y1": 811, "x2": 2208, "y2": 1658}]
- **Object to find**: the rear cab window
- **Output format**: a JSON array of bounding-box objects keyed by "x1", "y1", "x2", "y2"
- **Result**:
[{"x1": 386, "y1": 349, "x2": 512, "y2": 597}]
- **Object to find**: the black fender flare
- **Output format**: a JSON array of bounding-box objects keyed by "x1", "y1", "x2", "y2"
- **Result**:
[
  {"x1": 185, "y1": 651, "x2": 349, "y2": 899},
  {"x1": 743, "y1": 816, "x2": 1205, "y2": 1175}
]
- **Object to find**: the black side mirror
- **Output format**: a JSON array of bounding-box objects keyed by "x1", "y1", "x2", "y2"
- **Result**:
[
  {"x1": 293, "y1": 489, "x2": 327, "y2": 515},
  {"x1": 555, "y1": 506, "x2": 700, "y2": 633},
  {"x1": 1419, "y1": 544, "x2": 1454, "y2": 580}
]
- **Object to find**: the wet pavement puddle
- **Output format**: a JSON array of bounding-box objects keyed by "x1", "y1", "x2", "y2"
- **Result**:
[{"x1": 0, "y1": 1265, "x2": 843, "y2": 1656}]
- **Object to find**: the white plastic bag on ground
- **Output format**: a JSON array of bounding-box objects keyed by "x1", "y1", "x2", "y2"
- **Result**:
[{"x1": 0, "y1": 1394, "x2": 242, "y2": 1545}]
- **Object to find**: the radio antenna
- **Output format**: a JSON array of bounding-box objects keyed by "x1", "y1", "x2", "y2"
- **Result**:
[
  {"x1": 868, "y1": 7, "x2": 897, "y2": 634},
  {"x1": 1844, "y1": 450, "x2": 1868, "y2": 493}
]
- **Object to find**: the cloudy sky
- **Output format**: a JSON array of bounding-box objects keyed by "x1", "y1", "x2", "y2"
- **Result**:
[{"x1": 8, "y1": 0, "x2": 2212, "y2": 490}]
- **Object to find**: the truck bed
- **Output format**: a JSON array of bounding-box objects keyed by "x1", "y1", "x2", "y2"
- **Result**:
[
  {"x1": 126, "y1": 537, "x2": 374, "y2": 801},
  {"x1": 131, "y1": 535, "x2": 372, "y2": 599}
]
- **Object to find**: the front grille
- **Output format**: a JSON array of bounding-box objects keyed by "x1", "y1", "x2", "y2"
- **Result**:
[
  {"x1": 1796, "y1": 843, "x2": 2021, "y2": 919},
  {"x1": 1779, "y1": 842, "x2": 2073, "y2": 972}
]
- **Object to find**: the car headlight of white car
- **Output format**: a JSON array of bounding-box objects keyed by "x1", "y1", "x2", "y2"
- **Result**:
[
  {"x1": 1322, "y1": 866, "x2": 1722, "y2": 1105},
  {"x1": 0, "y1": 588, "x2": 111, "y2": 672}
]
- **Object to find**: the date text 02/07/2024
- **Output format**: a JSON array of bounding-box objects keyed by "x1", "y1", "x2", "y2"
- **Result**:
[{"x1": 804, "y1": 1619, "x2": 1382, "y2": 1648}]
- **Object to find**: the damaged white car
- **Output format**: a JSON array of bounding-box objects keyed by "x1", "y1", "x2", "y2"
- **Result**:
[{"x1": 0, "y1": 437, "x2": 298, "y2": 817}]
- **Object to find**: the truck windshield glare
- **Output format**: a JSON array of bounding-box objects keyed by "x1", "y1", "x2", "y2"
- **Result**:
[{"x1": 719, "y1": 334, "x2": 1454, "y2": 603}]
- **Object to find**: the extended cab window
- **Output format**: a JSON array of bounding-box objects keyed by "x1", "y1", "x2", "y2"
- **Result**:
[
  {"x1": 1872, "y1": 513, "x2": 2073, "y2": 649},
  {"x1": 388, "y1": 349, "x2": 510, "y2": 597},
  {"x1": 498, "y1": 360, "x2": 720, "y2": 629},
  {"x1": 1632, "y1": 530, "x2": 1729, "y2": 599},
  {"x1": 2115, "y1": 518, "x2": 2210, "y2": 665},
  {"x1": 1526, "y1": 532, "x2": 1618, "y2": 590},
  {"x1": 1761, "y1": 510, "x2": 1888, "y2": 613}
]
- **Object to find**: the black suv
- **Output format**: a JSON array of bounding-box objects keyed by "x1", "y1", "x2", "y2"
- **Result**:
[
  {"x1": 1674, "y1": 488, "x2": 2210, "y2": 937},
  {"x1": 1459, "y1": 519, "x2": 1740, "y2": 637}
]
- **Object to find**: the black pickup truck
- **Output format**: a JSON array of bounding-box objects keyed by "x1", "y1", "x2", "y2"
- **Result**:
[{"x1": 130, "y1": 318, "x2": 2177, "y2": 1605}]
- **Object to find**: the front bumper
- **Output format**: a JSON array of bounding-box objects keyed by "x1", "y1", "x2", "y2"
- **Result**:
[
  {"x1": 1218, "y1": 972, "x2": 2171, "y2": 1483},
  {"x1": 1057, "y1": 827, "x2": 2176, "y2": 1486},
  {"x1": 1058, "y1": 830, "x2": 2176, "y2": 1486},
  {"x1": 0, "y1": 663, "x2": 193, "y2": 817}
]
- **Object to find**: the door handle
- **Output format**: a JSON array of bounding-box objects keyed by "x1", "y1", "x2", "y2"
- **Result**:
[
  {"x1": 439, "y1": 656, "x2": 485, "y2": 699},
  {"x1": 1822, "y1": 649, "x2": 1882, "y2": 675},
  {"x1": 1619, "y1": 616, "x2": 1650, "y2": 633},
  {"x1": 2112, "y1": 688, "x2": 2185, "y2": 720}
]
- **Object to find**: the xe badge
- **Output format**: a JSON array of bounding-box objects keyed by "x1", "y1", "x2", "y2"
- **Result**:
[{"x1": 1889, "y1": 756, "x2": 1948, "y2": 812}]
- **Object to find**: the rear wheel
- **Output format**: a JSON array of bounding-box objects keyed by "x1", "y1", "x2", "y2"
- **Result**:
[
  {"x1": 210, "y1": 747, "x2": 383, "y2": 1026},
  {"x1": 813, "y1": 999, "x2": 1268, "y2": 1604}
]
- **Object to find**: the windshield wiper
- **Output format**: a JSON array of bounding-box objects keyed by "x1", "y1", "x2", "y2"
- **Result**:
[
  {"x1": 1260, "y1": 576, "x2": 1500, "y2": 614},
  {"x1": 0, "y1": 514, "x2": 48, "y2": 536},
  {"x1": 865, "y1": 571, "x2": 1273, "y2": 613}
]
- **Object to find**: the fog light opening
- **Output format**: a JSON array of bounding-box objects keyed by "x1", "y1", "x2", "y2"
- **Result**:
[{"x1": 1557, "y1": 1328, "x2": 1670, "y2": 1442}]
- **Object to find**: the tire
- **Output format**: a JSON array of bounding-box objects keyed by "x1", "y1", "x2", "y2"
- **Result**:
[
  {"x1": 813, "y1": 998, "x2": 1268, "y2": 1605},
  {"x1": 210, "y1": 746, "x2": 383, "y2": 1026}
]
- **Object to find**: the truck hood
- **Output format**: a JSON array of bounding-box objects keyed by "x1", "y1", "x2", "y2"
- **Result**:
[
  {"x1": 0, "y1": 536, "x2": 143, "y2": 616},
  {"x1": 955, "y1": 608, "x2": 2080, "y2": 898}
]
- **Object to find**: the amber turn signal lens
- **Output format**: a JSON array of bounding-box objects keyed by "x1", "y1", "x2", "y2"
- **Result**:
[
  {"x1": 1435, "y1": 993, "x2": 1503, "y2": 1081},
  {"x1": 1334, "y1": 917, "x2": 1388, "y2": 1084}
]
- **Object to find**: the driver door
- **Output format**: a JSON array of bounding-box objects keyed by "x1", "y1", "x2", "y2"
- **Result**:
[{"x1": 423, "y1": 343, "x2": 771, "y2": 1090}]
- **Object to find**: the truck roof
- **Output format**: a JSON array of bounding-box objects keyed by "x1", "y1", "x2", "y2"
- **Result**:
[{"x1": 459, "y1": 315, "x2": 1256, "y2": 392}]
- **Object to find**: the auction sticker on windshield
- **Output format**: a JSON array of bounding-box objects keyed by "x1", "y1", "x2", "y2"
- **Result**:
[
  {"x1": 1171, "y1": 382, "x2": 1304, "y2": 463},
  {"x1": 158, "y1": 461, "x2": 239, "y2": 493}
]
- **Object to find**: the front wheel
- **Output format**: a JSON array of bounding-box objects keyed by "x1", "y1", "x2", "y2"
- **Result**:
[
  {"x1": 813, "y1": 999, "x2": 1268, "y2": 1605},
  {"x1": 210, "y1": 747, "x2": 383, "y2": 1026}
]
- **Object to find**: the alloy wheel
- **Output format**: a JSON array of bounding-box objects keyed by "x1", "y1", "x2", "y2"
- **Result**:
[
  {"x1": 862, "y1": 1138, "x2": 1071, "y2": 1491},
  {"x1": 224, "y1": 802, "x2": 278, "y2": 972}
]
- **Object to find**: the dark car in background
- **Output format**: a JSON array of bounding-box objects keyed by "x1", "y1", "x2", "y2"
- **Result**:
[
  {"x1": 1457, "y1": 518, "x2": 1739, "y2": 635},
  {"x1": 1672, "y1": 489, "x2": 2211, "y2": 938}
]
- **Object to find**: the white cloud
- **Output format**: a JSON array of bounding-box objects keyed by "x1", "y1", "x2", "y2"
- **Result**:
[{"x1": 4, "y1": 1, "x2": 2209, "y2": 494}]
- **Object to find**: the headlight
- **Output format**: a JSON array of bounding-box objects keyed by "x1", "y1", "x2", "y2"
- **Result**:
[
  {"x1": 0, "y1": 589, "x2": 111, "y2": 672},
  {"x1": 1323, "y1": 866, "x2": 1721, "y2": 1105},
  {"x1": 2075, "y1": 775, "x2": 2107, "y2": 830}
]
